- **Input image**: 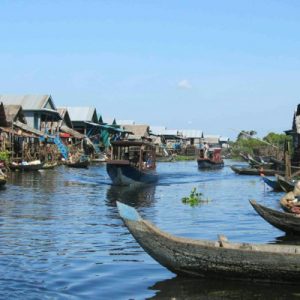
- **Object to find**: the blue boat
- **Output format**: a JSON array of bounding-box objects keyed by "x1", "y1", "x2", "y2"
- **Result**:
[
  {"x1": 261, "y1": 175, "x2": 283, "y2": 192},
  {"x1": 106, "y1": 140, "x2": 158, "y2": 186}
]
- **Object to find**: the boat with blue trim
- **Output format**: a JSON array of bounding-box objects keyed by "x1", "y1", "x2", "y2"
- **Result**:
[{"x1": 106, "y1": 140, "x2": 158, "y2": 185}]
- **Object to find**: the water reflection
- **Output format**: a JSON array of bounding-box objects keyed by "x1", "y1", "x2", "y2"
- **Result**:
[
  {"x1": 275, "y1": 234, "x2": 300, "y2": 245},
  {"x1": 106, "y1": 183, "x2": 156, "y2": 208},
  {"x1": 149, "y1": 276, "x2": 300, "y2": 299}
]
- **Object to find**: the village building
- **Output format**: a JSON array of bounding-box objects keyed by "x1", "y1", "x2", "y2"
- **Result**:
[
  {"x1": 203, "y1": 134, "x2": 221, "y2": 147},
  {"x1": 122, "y1": 124, "x2": 151, "y2": 141},
  {"x1": 0, "y1": 103, "x2": 46, "y2": 162},
  {"x1": 0, "y1": 95, "x2": 61, "y2": 134},
  {"x1": 285, "y1": 104, "x2": 300, "y2": 165}
]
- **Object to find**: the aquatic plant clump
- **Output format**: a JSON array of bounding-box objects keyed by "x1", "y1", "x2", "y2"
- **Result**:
[{"x1": 182, "y1": 187, "x2": 210, "y2": 207}]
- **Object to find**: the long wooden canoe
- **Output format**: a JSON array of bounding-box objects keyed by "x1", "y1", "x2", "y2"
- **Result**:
[
  {"x1": 118, "y1": 201, "x2": 300, "y2": 283},
  {"x1": 250, "y1": 200, "x2": 300, "y2": 234},
  {"x1": 231, "y1": 165, "x2": 285, "y2": 176}
]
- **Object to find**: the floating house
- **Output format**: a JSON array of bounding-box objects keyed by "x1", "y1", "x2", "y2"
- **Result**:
[{"x1": 0, "y1": 103, "x2": 45, "y2": 162}]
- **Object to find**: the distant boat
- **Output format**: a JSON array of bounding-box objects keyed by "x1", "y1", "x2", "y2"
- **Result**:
[
  {"x1": 9, "y1": 160, "x2": 43, "y2": 171},
  {"x1": 0, "y1": 170, "x2": 7, "y2": 186},
  {"x1": 197, "y1": 148, "x2": 224, "y2": 169},
  {"x1": 231, "y1": 165, "x2": 285, "y2": 176},
  {"x1": 118, "y1": 201, "x2": 300, "y2": 283},
  {"x1": 106, "y1": 140, "x2": 158, "y2": 185},
  {"x1": 42, "y1": 161, "x2": 58, "y2": 169},
  {"x1": 66, "y1": 160, "x2": 89, "y2": 169}
]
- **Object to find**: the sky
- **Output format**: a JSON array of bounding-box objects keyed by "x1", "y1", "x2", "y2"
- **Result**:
[{"x1": 1, "y1": 0, "x2": 300, "y2": 140}]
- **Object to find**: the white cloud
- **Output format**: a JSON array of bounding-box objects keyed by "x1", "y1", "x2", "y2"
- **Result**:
[{"x1": 178, "y1": 79, "x2": 192, "y2": 89}]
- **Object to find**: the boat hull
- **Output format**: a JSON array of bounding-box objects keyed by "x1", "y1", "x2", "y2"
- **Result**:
[
  {"x1": 261, "y1": 176, "x2": 283, "y2": 192},
  {"x1": 9, "y1": 163, "x2": 43, "y2": 171},
  {"x1": 66, "y1": 161, "x2": 89, "y2": 168},
  {"x1": 276, "y1": 175, "x2": 295, "y2": 192},
  {"x1": 250, "y1": 200, "x2": 300, "y2": 234},
  {"x1": 231, "y1": 165, "x2": 284, "y2": 176},
  {"x1": 118, "y1": 202, "x2": 300, "y2": 283},
  {"x1": 197, "y1": 159, "x2": 224, "y2": 169},
  {"x1": 106, "y1": 163, "x2": 158, "y2": 186}
]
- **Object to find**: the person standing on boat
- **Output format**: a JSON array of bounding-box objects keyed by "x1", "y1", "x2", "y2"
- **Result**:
[{"x1": 204, "y1": 142, "x2": 209, "y2": 158}]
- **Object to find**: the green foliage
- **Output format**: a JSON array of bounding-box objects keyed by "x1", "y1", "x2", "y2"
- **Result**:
[
  {"x1": 173, "y1": 155, "x2": 195, "y2": 161},
  {"x1": 0, "y1": 150, "x2": 10, "y2": 163},
  {"x1": 263, "y1": 132, "x2": 292, "y2": 146},
  {"x1": 182, "y1": 187, "x2": 210, "y2": 207},
  {"x1": 231, "y1": 130, "x2": 291, "y2": 159},
  {"x1": 230, "y1": 137, "x2": 265, "y2": 159}
]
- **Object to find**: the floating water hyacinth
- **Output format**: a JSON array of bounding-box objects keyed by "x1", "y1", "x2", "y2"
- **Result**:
[{"x1": 181, "y1": 187, "x2": 210, "y2": 207}]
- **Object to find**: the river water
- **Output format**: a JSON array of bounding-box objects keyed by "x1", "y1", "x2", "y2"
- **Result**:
[{"x1": 1, "y1": 160, "x2": 300, "y2": 299}]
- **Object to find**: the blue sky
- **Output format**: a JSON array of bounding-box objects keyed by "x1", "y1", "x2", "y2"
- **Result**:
[{"x1": 1, "y1": 0, "x2": 300, "y2": 139}]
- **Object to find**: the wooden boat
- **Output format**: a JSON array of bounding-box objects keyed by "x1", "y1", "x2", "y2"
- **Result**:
[
  {"x1": 66, "y1": 159, "x2": 89, "y2": 169},
  {"x1": 42, "y1": 161, "x2": 58, "y2": 169},
  {"x1": 230, "y1": 165, "x2": 285, "y2": 176},
  {"x1": 118, "y1": 201, "x2": 300, "y2": 283},
  {"x1": 276, "y1": 174, "x2": 295, "y2": 192},
  {"x1": 250, "y1": 200, "x2": 300, "y2": 235},
  {"x1": 197, "y1": 148, "x2": 224, "y2": 169},
  {"x1": 9, "y1": 161, "x2": 43, "y2": 171},
  {"x1": 261, "y1": 175, "x2": 283, "y2": 192},
  {"x1": 106, "y1": 140, "x2": 158, "y2": 185},
  {"x1": 0, "y1": 170, "x2": 7, "y2": 186}
]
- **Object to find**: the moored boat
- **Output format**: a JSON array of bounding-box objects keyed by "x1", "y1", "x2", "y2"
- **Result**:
[
  {"x1": 117, "y1": 201, "x2": 300, "y2": 283},
  {"x1": 9, "y1": 160, "x2": 43, "y2": 171},
  {"x1": 261, "y1": 175, "x2": 283, "y2": 192},
  {"x1": 42, "y1": 161, "x2": 58, "y2": 169},
  {"x1": 106, "y1": 140, "x2": 158, "y2": 185},
  {"x1": 276, "y1": 174, "x2": 295, "y2": 192},
  {"x1": 250, "y1": 200, "x2": 300, "y2": 235},
  {"x1": 0, "y1": 170, "x2": 7, "y2": 186},
  {"x1": 66, "y1": 159, "x2": 89, "y2": 169},
  {"x1": 231, "y1": 165, "x2": 285, "y2": 176},
  {"x1": 197, "y1": 148, "x2": 224, "y2": 169}
]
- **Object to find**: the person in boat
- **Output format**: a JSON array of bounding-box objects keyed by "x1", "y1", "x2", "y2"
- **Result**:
[
  {"x1": 203, "y1": 142, "x2": 209, "y2": 158},
  {"x1": 281, "y1": 181, "x2": 300, "y2": 213}
]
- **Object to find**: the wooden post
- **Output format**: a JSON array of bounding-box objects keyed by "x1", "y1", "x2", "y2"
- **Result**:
[{"x1": 285, "y1": 141, "x2": 291, "y2": 179}]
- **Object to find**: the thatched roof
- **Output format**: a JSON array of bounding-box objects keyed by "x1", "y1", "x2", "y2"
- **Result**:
[
  {"x1": 122, "y1": 124, "x2": 150, "y2": 140},
  {"x1": 0, "y1": 103, "x2": 26, "y2": 127}
]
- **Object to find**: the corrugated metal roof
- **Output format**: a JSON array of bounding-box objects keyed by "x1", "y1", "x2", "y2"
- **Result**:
[
  {"x1": 117, "y1": 120, "x2": 135, "y2": 125},
  {"x1": 219, "y1": 137, "x2": 230, "y2": 142},
  {"x1": 150, "y1": 126, "x2": 179, "y2": 136},
  {"x1": 180, "y1": 129, "x2": 203, "y2": 138},
  {"x1": 67, "y1": 107, "x2": 97, "y2": 122},
  {"x1": 150, "y1": 126, "x2": 166, "y2": 135},
  {"x1": 0, "y1": 95, "x2": 55, "y2": 110}
]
